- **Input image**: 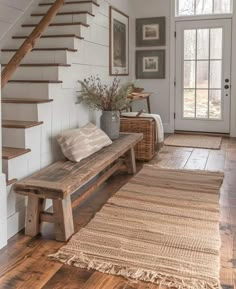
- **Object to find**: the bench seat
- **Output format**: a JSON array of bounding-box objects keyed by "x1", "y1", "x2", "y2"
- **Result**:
[{"x1": 14, "y1": 133, "x2": 143, "y2": 241}]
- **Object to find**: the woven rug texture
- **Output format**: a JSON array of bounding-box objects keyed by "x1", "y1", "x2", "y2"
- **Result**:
[
  {"x1": 164, "y1": 134, "x2": 222, "y2": 149},
  {"x1": 50, "y1": 166, "x2": 224, "y2": 289}
]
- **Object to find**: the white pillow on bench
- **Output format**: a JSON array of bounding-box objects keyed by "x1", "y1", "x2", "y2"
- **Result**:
[{"x1": 57, "y1": 122, "x2": 112, "y2": 162}]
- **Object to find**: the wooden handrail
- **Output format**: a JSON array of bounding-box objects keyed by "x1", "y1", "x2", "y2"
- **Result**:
[{"x1": 1, "y1": 0, "x2": 65, "y2": 89}]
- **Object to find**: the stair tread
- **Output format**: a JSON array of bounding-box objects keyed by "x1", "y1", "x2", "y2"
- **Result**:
[
  {"x1": 7, "y1": 178, "x2": 18, "y2": 186},
  {"x1": 31, "y1": 11, "x2": 95, "y2": 16},
  {"x1": 8, "y1": 80, "x2": 63, "y2": 83},
  {"x1": 1, "y1": 48, "x2": 77, "y2": 52},
  {"x1": 2, "y1": 98, "x2": 53, "y2": 104},
  {"x1": 2, "y1": 63, "x2": 70, "y2": 67},
  {"x1": 13, "y1": 34, "x2": 84, "y2": 40},
  {"x1": 2, "y1": 147, "x2": 31, "y2": 160},
  {"x1": 39, "y1": 1, "x2": 99, "y2": 7},
  {"x1": 2, "y1": 120, "x2": 43, "y2": 129},
  {"x1": 22, "y1": 22, "x2": 89, "y2": 27}
]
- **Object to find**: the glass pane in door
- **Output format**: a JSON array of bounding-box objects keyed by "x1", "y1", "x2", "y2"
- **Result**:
[{"x1": 183, "y1": 28, "x2": 223, "y2": 120}]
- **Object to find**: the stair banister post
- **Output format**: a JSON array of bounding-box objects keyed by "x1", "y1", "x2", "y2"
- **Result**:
[{"x1": 1, "y1": 0, "x2": 65, "y2": 89}]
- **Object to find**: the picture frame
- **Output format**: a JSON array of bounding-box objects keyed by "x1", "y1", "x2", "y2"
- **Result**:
[
  {"x1": 136, "y1": 17, "x2": 166, "y2": 47},
  {"x1": 136, "y1": 50, "x2": 165, "y2": 79},
  {"x1": 109, "y1": 6, "x2": 129, "y2": 76}
]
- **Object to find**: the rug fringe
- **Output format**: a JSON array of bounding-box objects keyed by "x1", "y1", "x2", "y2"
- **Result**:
[{"x1": 49, "y1": 251, "x2": 220, "y2": 289}]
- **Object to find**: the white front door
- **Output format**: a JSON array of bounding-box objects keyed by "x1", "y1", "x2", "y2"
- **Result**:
[{"x1": 175, "y1": 19, "x2": 231, "y2": 133}]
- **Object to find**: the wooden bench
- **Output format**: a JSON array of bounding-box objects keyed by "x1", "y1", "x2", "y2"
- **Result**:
[{"x1": 13, "y1": 133, "x2": 143, "y2": 242}]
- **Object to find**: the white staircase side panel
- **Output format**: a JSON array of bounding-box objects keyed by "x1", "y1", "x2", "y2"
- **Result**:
[
  {"x1": 94, "y1": 10, "x2": 109, "y2": 29},
  {"x1": 7, "y1": 209, "x2": 26, "y2": 239},
  {"x1": 7, "y1": 184, "x2": 25, "y2": 219}
]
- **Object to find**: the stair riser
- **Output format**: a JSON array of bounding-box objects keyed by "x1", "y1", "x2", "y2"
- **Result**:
[
  {"x1": 2, "y1": 83, "x2": 62, "y2": 100},
  {"x1": 1, "y1": 50, "x2": 73, "y2": 64},
  {"x1": 28, "y1": 13, "x2": 93, "y2": 25},
  {"x1": 7, "y1": 37, "x2": 79, "y2": 50},
  {"x1": 1, "y1": 66, "x2": 66, "y2": 81},
  {"x1": 3, "y1": 154, "x2": 31, "y2": 181},
  {"x1": 34, "y1": 3, "x2": 98, "y2": 14},
  {"x1": 2, "y1": 103, "x2": 41, "y2": 121},
  {"x1": 16, "y1": 24, "x2": 87, "y2": 38},
  {"x1": 3, "y1": 126, "x2": 42, "y2": 149}
]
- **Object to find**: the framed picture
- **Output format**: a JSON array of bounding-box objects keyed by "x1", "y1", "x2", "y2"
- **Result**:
[
  {"x1": 136, "y1": 50, "x2": 165, "y2": 79},
  {"x1": 136, "y1": 17, "x2": 166, "y2": 47},
  {"x1": 109, "y1": 6, "x2": 129, "y2": 76}
]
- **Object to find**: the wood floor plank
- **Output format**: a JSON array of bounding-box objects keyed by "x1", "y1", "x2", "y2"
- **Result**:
[
  {"x1": 0, "y1": 240, "x2": 62, "y2": 289},
  {"x1": 42, "y1": 266, "x2": 94, "y2": 289},
  {"x1": 184, "y1": 149, "x2": 210, "y2": 170},
  {"x1": 0, "y1": 137, "x2": 235, "y2": 288},
  {"x1": 81, "y1": 272, "x2": 126, "y2": 289}
]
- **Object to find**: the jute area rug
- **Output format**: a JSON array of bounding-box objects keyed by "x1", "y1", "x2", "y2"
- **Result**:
[
  {"x1": 164, "y1": 134, "x2": 222, "y2": 149},
  {"x1": 50, "y1": 166, "x2": 224, "y2": 289}
]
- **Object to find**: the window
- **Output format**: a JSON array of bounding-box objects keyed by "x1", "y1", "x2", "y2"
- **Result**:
[
  {"x1": 183, "y1": 28, "x2": 223, "y2": 119},
  {"x1": 176, "y1": 0, "x2": 232, "y2": 16}
]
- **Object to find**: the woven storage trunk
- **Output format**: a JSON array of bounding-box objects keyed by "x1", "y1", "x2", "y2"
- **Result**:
[{"x1": 120, "y1": 117, "x2": 156, "y2": 161}]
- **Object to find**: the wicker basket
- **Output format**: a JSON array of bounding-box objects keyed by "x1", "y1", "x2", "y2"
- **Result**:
[{"x1": 120, "y1": 117, "x2": 156, "y2": 161}]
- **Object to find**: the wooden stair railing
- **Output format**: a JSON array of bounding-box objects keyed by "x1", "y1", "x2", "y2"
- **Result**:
[{"x1": 1, "y1": 0, "x2": 65, "y2": 89}]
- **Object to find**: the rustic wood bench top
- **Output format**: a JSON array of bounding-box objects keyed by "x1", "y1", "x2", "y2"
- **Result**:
[{"x1": 14, "y1": 133, "x2": 143, "y2": 200}]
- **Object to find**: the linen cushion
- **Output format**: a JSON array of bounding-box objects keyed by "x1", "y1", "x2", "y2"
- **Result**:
[{"x1": 57, "y1": 122, "x2": 112, "y2": 162}]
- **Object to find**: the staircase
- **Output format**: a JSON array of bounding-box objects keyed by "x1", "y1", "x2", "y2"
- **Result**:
[{"x1": 0, "y1": 0, "x2": 101, "y2": 239}]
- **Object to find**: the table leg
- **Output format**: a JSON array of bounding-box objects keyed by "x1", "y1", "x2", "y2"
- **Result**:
[
  {"x1": 147, "y1": 96, "x2": 151, "y2": 113},
  {"x1": 53, "y1": 196, "x2": 74, "y2": 242},
  {"x1": 25, "y1": 196, "x2": 44, "y2": 237},
  {"x1": 125, "y1": 147, "x2": 136, "y2": 174}
]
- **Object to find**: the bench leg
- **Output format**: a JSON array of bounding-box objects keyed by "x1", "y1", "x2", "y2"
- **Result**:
[
  {"x1": 53, "y1": 196, "x2": 74, "y2": 242},
  {"x1": 25, "y1": 196, "x2": 44, "y2": 237},
  {"x1": 125, "y1": 147, "x2": 136, "y2": 174}
]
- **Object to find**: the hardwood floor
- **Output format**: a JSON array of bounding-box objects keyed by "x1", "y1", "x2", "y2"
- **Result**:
[{"x1": 0, "y1": 137, "x2": 236, "y2": 289}]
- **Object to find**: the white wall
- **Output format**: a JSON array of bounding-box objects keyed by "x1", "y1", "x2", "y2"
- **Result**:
[
  {"x1": 0, "y1": 0, "x2": 132, "y2": 246},
  {"x1": 130, "y1": 0, "x2": 236, "y2": 136},
  {"x1": 129, "y1": 0, "x2": 172, "y2": 131},
  {"x1": 0, "y1": 0, "x2": 35, "y2": 41}
]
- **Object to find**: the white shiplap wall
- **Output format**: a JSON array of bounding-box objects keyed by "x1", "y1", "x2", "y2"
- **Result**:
[
  {"x1": 0, "y1": 0, "x2": 35, "y2": 41},
  {"x1": 0, "y1": 0, "x2": 132, "y2": 245}
]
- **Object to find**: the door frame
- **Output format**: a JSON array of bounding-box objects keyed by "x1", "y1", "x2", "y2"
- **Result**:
[{"x1": 169, "y1": 2, "x2": 236, "y2": 136}]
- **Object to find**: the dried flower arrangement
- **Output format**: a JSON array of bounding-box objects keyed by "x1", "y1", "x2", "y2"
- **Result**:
[{"x1": 78, "y1": 76, "x2": 133, "y2": 111}]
